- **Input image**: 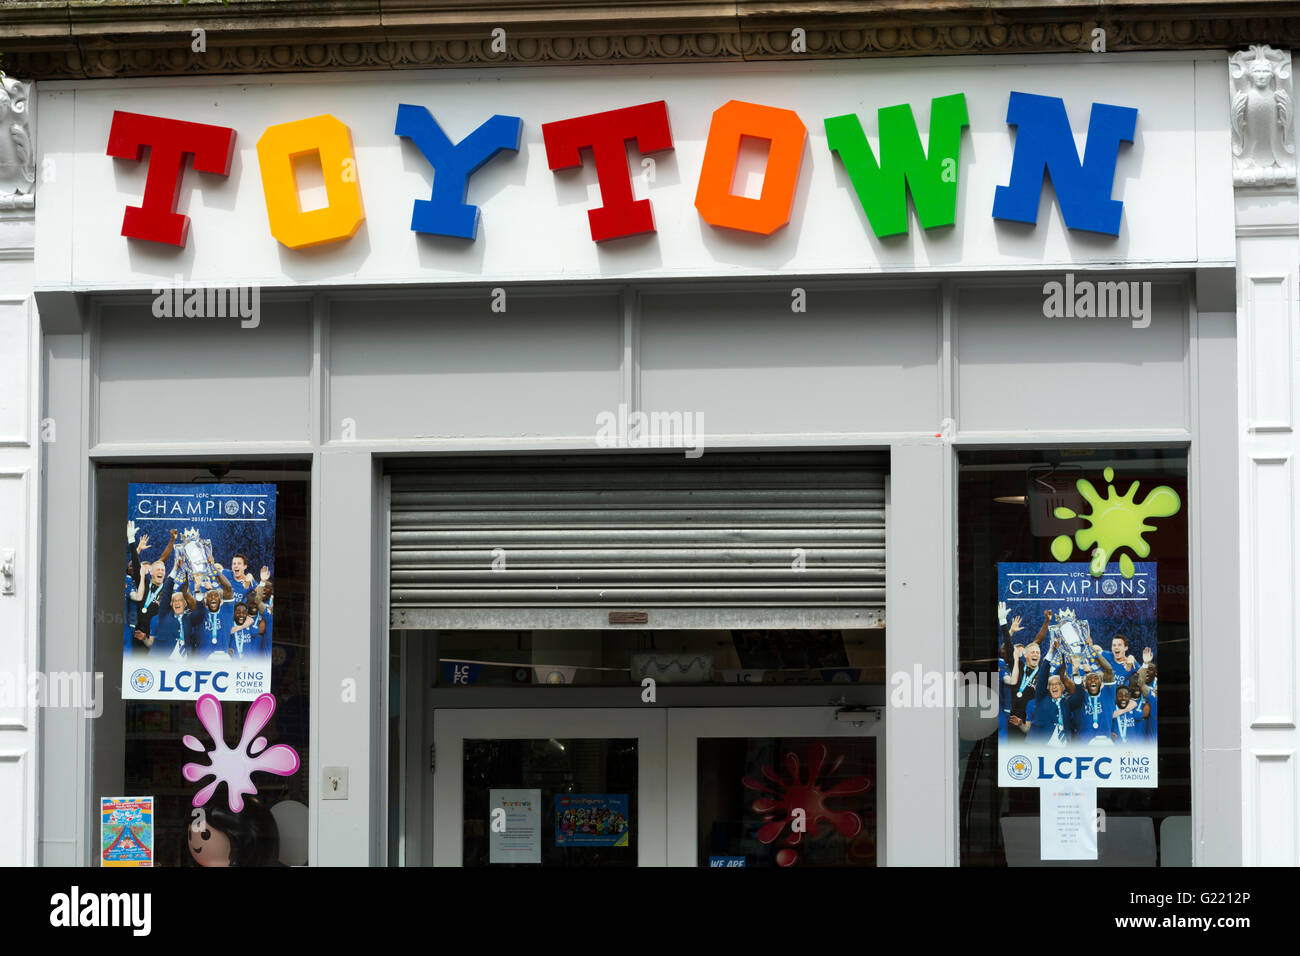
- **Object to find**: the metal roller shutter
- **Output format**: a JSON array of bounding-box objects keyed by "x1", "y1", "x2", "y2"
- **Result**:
[{"x1": 388, "y1": 452, "x2": 887, "y2": 630}]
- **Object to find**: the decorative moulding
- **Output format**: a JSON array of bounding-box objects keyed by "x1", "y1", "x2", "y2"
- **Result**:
[{"x1": 4, "y1": 3, "x2": 1300, "y2": 80}]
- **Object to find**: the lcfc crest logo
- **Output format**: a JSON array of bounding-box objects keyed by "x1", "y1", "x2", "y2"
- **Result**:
[
  {"x1": 1007, "y1": 754, "x2": 1033, "y2": 781},
  {"x1": 129, "y1": 668, "x2": 155, "y2": 694}
]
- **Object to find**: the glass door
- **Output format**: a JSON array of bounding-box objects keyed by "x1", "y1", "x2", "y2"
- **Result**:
[
  {"x1": 430, "y1": 707, "x2": 882, "y2": 867},
  {"x1": 431, "y1": 709, "x2": 667, "y2": 867},
  {"x1": 666, "y1": 708, "x2": 884, "y2": 867}
]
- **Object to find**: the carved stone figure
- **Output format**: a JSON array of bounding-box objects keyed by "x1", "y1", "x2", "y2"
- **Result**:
[
  {"x1": 1231, "y1": 45, "x2": 1296, "y2": 187},
  {"x1": 0, "y1": 74, "x2": 34, "y2": 209}
]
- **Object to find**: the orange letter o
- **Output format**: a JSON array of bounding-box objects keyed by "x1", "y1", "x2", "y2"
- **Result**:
[{"x1": 694, "y1": 100, "x2": 806, "y2": 235}]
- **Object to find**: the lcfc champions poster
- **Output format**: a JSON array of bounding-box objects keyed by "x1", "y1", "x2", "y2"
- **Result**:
[
  {"x1": 997, "y1": 562, "x2": 1158, "y2": 789},
  {"x1": 121, "y1": 483, "x2": 277, "y2": 701}
]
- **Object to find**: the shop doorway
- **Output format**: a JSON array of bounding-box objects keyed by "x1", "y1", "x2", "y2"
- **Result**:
[
  {"x1": 386, "y1": 450, "x2": 889, "y2": 867},
  {"x1": 424, "y1": 705, "x2": 882, "y2": 867}
]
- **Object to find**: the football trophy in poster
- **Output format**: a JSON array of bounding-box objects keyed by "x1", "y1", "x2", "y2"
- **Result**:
[{"x1": 175, "y1": 528, "x2": 222, "y2": 597}]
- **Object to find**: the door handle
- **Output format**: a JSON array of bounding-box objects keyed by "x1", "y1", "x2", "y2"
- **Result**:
[{"x1": 1, "y1": 549, "x2": 13, "y2": 595}]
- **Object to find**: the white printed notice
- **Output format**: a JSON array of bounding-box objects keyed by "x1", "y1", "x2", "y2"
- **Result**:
[
  {"x1": 489, "y1": 788, "x2": 541, "y2": 864},
  {"x1": 1040, "y1": 784, "x2": 1098, "y2": 861}
]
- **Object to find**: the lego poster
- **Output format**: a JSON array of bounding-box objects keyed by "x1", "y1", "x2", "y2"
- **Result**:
[
  {"x1": 101, "y1": 797, "x2": 154, "y2": 867},
  {"x1": 997, "y1": 562, "x2": 1158, "y2": 788},
  {"x1": 555, "y1": 794, "x2": 630, "y2": 847},
  {"x1": 121, "y1": 483, "x2": 277, "y2": 701}
]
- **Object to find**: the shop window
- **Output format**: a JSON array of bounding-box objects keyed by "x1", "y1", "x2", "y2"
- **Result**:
[
  {"x1": 432, "y1": 629, "x2": 884, "y2": 687},
  {"x1": 92, "y1": 463, "x2": 310, "y2": 867},
  {"x1": 957, "y1": 448, "x2": 1191, "y2": 866}
]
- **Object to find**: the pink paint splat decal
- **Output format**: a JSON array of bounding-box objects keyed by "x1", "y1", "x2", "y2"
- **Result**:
[
  {"x1": 182, "y1": 693, "x2": 300, "y2": 812},
  {"x1": 742, "y1": 741, "x2": 871, "y2": 867}
]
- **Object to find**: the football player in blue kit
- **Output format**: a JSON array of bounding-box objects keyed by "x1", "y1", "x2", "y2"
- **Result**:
[
  {"x1": 227, "y1": 601, "x2": 269, "y2": 660},
  {"x1": 258, "y1": 577, "x2": 274, "y2": 614},
  {"x1": 190, "y1": 572, "x2": 236, "y2": 659},
  {"x1": 1069, "y1": 651, "x2": 1117, "y2": 745},
  {"x1": 223, "y1": 553, "x2": 256, "y2": 604},
  {"x1": 1141, "y1": 663, "x2": 1158, "y2": 740},
  {"x1": 221, "y1": 554, "x2": 270, "y2": 605},
  {"x1": 1101, "y1": 634, "x2": 1140, "y2": 684},
  {"x1": 1111, "y1": 686, "x2": 1145, "y2": 743},
  {"x1": 1130, "y1": 647, "x2": 1156, "y2": 694},
  {"x1": 1124, "y1": 653, "x2": 1157, "y2": 737},
  {"x1": 247, "y1": 587, "x2": 273, "y2": 656}
]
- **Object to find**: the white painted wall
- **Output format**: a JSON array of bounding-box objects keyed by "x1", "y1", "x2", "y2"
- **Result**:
[
  {"x1": 86, "y1": 280, "x2": 1196, "y2": 450},
  {"x1": 36, "y1": 53, "x2": 1231, "y2": 296}
]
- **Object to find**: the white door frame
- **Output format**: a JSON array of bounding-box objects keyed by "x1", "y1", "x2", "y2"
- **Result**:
[
  {"x1": 666, "y1": 706, "x2": 886, "y2": 867},
  {"x1": 431, "y1": 708, "x2": 668, "y2": 867}
]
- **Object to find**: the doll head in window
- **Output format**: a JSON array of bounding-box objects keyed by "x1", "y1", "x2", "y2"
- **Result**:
[{"x1": 187, "y1": 796, "x2": 280, "y2": 867}]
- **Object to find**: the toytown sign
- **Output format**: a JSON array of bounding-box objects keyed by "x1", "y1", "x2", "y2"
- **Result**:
[{"x1": 36, "y1": 58, "x2": 1232, "y2": 294}]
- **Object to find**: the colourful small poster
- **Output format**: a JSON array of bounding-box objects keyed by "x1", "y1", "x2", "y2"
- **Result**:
[
  {"x1": 555, "y1": 794, "x2": 629, "y2": 847},
  {"x1": 101, "y1": 797, "x2": 154, "y2": 867}
]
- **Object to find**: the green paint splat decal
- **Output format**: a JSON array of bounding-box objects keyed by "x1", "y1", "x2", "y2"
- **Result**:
[{"x1": 1050, "y1": 467, "x2": 1181, "y2": 578}]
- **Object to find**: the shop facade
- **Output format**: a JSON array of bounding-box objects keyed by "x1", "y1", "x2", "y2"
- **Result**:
[{"x1": 1, "y1": 9, "x2": 1297, "y2": 866}]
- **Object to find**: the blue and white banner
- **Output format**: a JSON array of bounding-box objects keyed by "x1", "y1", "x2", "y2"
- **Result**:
[
  {"x1": 122, "y1": 483, "x2": 277, "y2": 701},
  {"x1": 997, "y1": 562, "x2": 1158, "y2": 788}
]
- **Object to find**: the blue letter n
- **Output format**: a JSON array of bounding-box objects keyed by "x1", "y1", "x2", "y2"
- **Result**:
[
  {"x1": 992, "y1": 92, "x2": 1137, "y2": 237},
  {"x1": 394, "y1": 105, "x2": 523, "y2": 239}
]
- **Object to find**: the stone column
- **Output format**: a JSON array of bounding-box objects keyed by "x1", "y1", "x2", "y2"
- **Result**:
[
  {"x1": 0, "y1": 73, "x2": 38, "y2": 865},
  {"x1": 1231, "y1": 44, "x2": 1300, "y2": 866}
]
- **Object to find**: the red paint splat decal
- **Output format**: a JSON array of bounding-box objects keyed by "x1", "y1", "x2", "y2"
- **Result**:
[{"x1": 742, "y1": 741, "x2": 871, "y2": 866}]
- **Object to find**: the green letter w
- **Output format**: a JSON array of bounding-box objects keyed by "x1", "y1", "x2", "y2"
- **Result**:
[{"x1": 825, "y1": 93, "x2": 969, "y2": 238}]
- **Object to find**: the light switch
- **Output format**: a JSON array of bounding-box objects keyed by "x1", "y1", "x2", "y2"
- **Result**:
[{"x1": 323, "y1": 766, "x2": 349, "y2": 800}]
